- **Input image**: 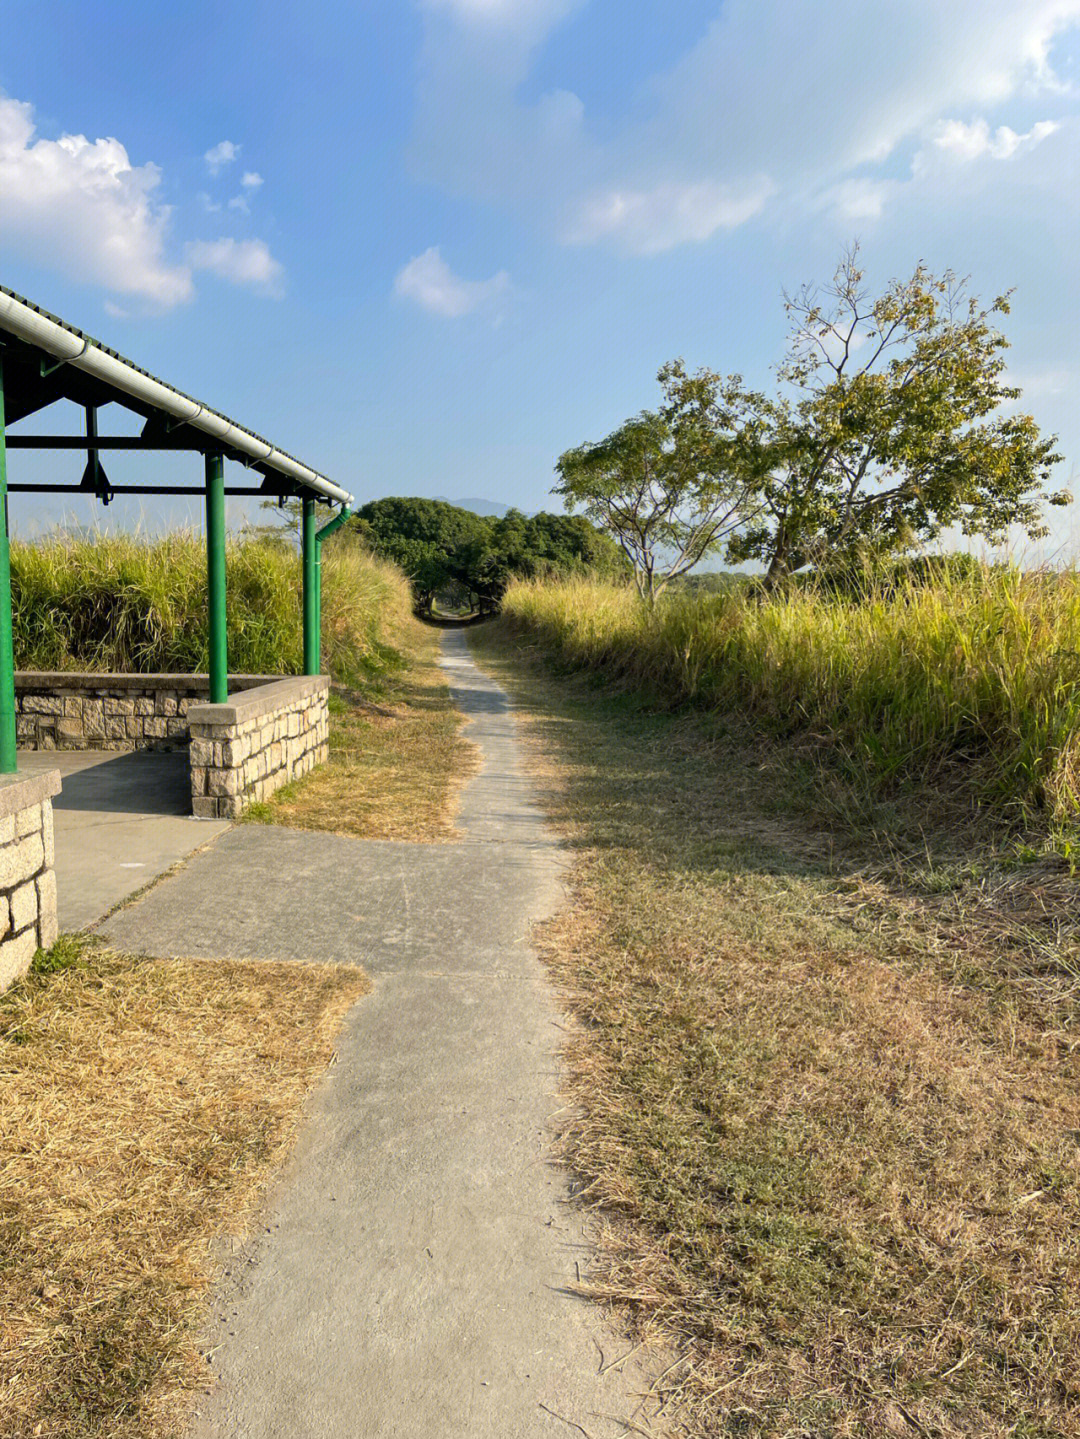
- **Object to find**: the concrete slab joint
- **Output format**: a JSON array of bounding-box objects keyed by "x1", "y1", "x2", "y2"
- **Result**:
[
  {"x1": 187, "y1": 675, "x2": 329, "y2": 819},
  {"x1": 0, "y1": 769, "x2": 61, "y2": 992}
]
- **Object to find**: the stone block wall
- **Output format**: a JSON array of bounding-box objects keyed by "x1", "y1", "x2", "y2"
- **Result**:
[
  {"x1": 15, "y1": 673, "x2": 271, "y2": 752},
  {"x1": 187, "y1": 676, "x2": 330, "y2": 819},
  {"x1": 0, "y1": 769, "x2": 61, "y2": 991}
]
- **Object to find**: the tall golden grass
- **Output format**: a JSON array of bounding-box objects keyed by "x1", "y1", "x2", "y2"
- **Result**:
[
  {"x1": 502, "y1": 566, "x2": 1080, "y2": 825},
  {"x1": 9, "y1": 531, "x2": 412, "y2": 686}
]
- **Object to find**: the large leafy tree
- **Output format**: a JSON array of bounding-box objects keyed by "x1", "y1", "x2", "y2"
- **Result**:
[
  {"x1": 554, "y1": 363, "x2": 768, "y2": 603},
  {"x1": 351, "y1": 498, "x2": 492, "y2": 613},
  {"x1": 727, "y1": 250, "x2": 1066, "y2": 583}
]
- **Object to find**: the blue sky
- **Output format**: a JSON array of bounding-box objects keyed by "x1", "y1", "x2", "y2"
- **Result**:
[{"x1": 2, "y1": 0, "x2": 1079, "y2": 548}]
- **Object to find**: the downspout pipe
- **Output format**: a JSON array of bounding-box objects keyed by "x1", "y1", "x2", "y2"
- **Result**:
[{"x1": 312, "y1": 505, "x2": 353, "y2": 677}]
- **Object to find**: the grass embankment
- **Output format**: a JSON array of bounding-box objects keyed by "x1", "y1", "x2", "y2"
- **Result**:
[
  {"x1": 0, "y1": 938, "x2": 369, "y2": 1439},
  {"x1": 244, "y1": 615, "x2": 476, "y2": 839},
  {"x1": 503, "y1": 569, "x2": 1080, "y2": 833},
  {"x1": 471, "y1": 614, "x2": 1080, "y2": 1439},
  {"x1": 12, "y1": 531, "x2": 410, "y2": 686}
]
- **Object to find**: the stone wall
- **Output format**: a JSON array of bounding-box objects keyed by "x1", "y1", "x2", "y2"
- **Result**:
[
  {"x1": 15, "y1": 673, "x2": 273, "y2": 751},
  {"x1": 187, "y1": 676, "x2": 330, "y2": 819},
  {"x1": 0, "y1": 769, "x2": 60, "y2": 991}
]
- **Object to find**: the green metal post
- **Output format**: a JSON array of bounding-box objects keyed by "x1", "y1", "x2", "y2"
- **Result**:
[
  {"x1": 312, "y1": 505, "x2": 351, "y2": 679},
  {"x1": 302, "y1": 496, "x2": 317, "y2": 675},
  {"x1": 205, "y1": 452, "x2": 228, "y2": 704},
  {"x1": 314, "y1": 542, "x2": 322, "y2": 677},
  {"x1": 0, "y1": 359, "x2": 17, "y2": 773}
]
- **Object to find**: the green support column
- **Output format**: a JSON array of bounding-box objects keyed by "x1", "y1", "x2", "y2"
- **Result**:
[
  {"x1": 314, "y1": 540, "x2": 322, "y2": 677},
  {"x1": 205, "y1": 453, "x2": 228, "y2": 704},
  {"x1": 312, "y1": 505, "x2": 351, "y2": 680},
  {"x1": 0, "y1": 359, "x2": 17, "y2": 773},
  {"x1": 302, "y1": 496, "x2": 318, "y2": 676}
]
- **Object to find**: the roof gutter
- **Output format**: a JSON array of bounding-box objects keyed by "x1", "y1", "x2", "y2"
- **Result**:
[{"x1": 0, "y1": 289, "x2": 353, "y2": 508}]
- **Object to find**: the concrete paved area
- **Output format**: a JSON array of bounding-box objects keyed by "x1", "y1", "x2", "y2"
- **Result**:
[
  {"x1": 17, "y1": 749, "x2": 229, "y2": 930},
  {"x1": 101, "y1": 630, "x2": 663, "y2": 1439}
]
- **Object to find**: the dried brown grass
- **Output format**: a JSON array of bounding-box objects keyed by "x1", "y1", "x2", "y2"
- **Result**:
[
  {"x1": 0, "y1": 942, "x2": 369, "y2": 1439},
  {"x1": 470, "y1": 622, "x2": 1080, "y2": 1439},
  {"x1": 245, "y1": 617, "x2": 477, "y2": 840}
]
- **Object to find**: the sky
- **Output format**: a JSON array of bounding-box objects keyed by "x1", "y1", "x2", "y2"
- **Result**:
[{"x1": 1, "y1": 0, "x2": 1079, "y2": 548}]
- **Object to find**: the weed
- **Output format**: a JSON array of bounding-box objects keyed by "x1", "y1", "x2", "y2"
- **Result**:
[
  {"x1": 244, "y1": 619, "x2": 476, "y2": 840},
  {"x1": 31, "y1": 934, "x2": 86, "y2": 974}
]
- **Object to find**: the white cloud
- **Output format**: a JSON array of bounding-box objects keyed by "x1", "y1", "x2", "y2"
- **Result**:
[
  {"x1": 1010, "y1": 366, "x2": 1079, "y2": 399},
  {"x1": 227, "y1": 195, "x2": 250, "y2": 213},
  {"x1": 185, "y1": 238, "x2": 285, "y2": 296},
  {"x1": 394, "y1": 246, "x2": 510, "y2": 318},
  {"x1": 204, "y1": 140, "x2": 239, "y2": 174},
  {"x1": 930, "y1": 116, "x2": 1059, "y2": 160},
  {"x1": 567, "y1": 177, "x2": 775, "y2": 254},
  {"x1": 0, "y1": 97, "x2": 287, "y2": 307},
  {"x1": 411, "y1": 0, "x2": 1080, "y2": 251},
  {"x1": 421, "y1": 0, "x2": 579, "y2": 32},
  {"x1": 241, "y1": 171, "x2": 263, "y2": 189},
  {"x1": 0, "y1": 96, "x2": 193, "y2": 306},
  {"x1": 824, "y1": 177, "x2": 897, "y2": 223}
]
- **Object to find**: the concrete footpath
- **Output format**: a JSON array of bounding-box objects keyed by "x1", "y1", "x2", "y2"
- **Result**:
[{"x1": 101, "y1": 629, "x2": 662, "y2": 1439}]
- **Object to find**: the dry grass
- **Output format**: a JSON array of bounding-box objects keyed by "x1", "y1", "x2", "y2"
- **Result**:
[
  {"x1": 0, "y1": 939, "x2": 369, "y2": 1439},
  {"x1": 245, "y1": 616, "x2": 477, "y2": 840},
  {"x1": 470, "y1": 621, "x2": 1080, "y2": 1439}
]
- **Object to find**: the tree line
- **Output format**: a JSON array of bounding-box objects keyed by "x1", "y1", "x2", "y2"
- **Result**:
[
  {"x1": 350, "y1": 498, "x2": 626, "y2": 615},
  {"x1": 555, "y1": 249, "x2": 1067, "y2": 602}
]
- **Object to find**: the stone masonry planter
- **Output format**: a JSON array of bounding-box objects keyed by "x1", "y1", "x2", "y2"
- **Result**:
[
  {"x1": 0, "y1": 769, "x2": 60, "y2": 990},
  {"x1": 187, "y1": 676, "x2": 330, "y2": 819}
]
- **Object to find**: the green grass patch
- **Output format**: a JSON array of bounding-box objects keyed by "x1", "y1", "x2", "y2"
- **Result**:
[{"x1": 31, "y1": 934, "x2": 87, "y2": 975}]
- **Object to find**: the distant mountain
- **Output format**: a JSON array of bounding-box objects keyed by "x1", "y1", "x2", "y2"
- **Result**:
[{"x1": 434, "y1": 496, "x2": 513, "y2": 518}]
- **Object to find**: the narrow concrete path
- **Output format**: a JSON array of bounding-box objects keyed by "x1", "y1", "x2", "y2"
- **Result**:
[{"x1": 102, "y1": 630, "x2": 661, "y2": 1439}]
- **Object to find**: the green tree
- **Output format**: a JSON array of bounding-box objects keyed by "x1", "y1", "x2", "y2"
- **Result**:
[
  {"x1": 554, "y1": 365, "x2": 766, "y2": 604},
  {"x1": 727, "y1": 249, "x2": 1067, "y2": 584},
  {"x1": 351, "y1": 498, "x2": 493, "y2": 613}
]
